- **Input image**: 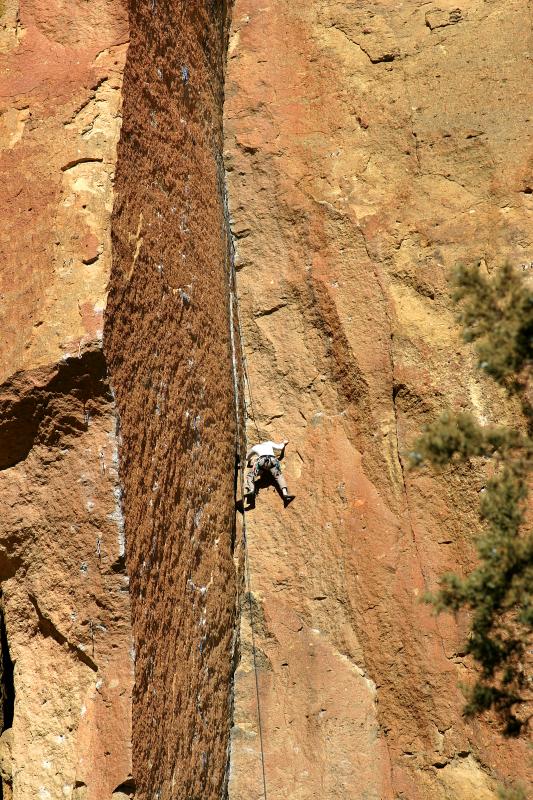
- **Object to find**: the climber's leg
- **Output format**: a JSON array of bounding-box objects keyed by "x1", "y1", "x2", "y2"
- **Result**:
[
  {"x1": 272, "y1": 469, "x2": 287, "y2": 492},
  {"x1": 244, "y1": 468, "x2": 256, "y2": 497},
  {"x1": 268, "y1": 463, "x2": 295, "y2": 507}
]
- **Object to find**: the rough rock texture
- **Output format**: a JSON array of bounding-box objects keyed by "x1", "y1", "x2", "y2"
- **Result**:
[
  {"x1": 104, "y1": 2, "x2": 238, "y2": 799},
  {"x1": 225, "y1": 1, "x2": 532, "y2": 799},
  {"x1": 0, "y1": 0, "x2": 132, "y2": 798},
  {"x1": 0, "y1": 0, "x2": 128, "y2": 380},
  {"x1": 0, "y1": 352, "x2": 133, "y2": 800},
  {"x1": 2, "y1": 0, "x2": 533, "y2": 799}
]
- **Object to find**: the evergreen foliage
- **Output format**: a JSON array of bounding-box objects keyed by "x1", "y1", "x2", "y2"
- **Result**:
[
  {"x1": 410, "y1": 263, "x2": 533, "y2": 736},
  {"x1": 497, "y1": 784, "x2": 527, "y2": 800}
]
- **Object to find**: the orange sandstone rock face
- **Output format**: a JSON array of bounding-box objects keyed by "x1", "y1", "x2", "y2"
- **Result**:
[
  {"x1": 1, "y1": 0, "x2": 241, "y2": 796},
  {"x1": 225, "y1": 2, "x2": 532, "y2": 799},
  {"x1": 0, "y1": 0, "x2": 128, "y2": 380},
  {"x1": 0, "y1": 352, "x2": 133, "y2": 800},
  {"x1": 1, "y1": 1, "x2": 533, "y2": 799},
  {"x1": 0, "y1": 0, "x2": 132, "y2": 798}
]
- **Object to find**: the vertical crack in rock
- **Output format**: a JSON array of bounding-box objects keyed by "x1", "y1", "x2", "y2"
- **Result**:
[
  {"x1": 373, "y1": 267, "x2": 426, "y2": 576},
  {"x1": 216, "y1": 147, "x2": 248, "y2": 800},
  {"x1": 0, "y1": 601, "x2": 14, "y2": 733},
  {"x1": 0, "y1": 595, "x2": 14, "y2": 800}
]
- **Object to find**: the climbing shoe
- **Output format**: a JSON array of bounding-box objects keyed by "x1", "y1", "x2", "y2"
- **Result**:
[{"x1": 283, "y1": 494, "x2": 295, "y2": 508}]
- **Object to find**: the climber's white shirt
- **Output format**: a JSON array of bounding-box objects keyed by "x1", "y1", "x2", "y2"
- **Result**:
[{"x1": 250, "y1": 440, "x2": 285, "y2": 458}]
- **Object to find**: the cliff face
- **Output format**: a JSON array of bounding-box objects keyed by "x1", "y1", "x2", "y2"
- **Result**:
[
  {"x1": 0, "y1": 0, "x2": 132, "y2": 798},
  {"x1": 224, "y1": 1, "x2": 532, "y2": 799},
  {"x1": 0, "y1": 1, "x2": 532, "y2": 799},
  {"x1": 104, "y1": 2, "x2": 238, "y2": 798}
]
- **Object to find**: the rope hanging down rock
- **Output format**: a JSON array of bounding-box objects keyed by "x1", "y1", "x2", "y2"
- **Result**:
[{"x1": 223, "y1": 175, "x2": 268, "y2": 800}]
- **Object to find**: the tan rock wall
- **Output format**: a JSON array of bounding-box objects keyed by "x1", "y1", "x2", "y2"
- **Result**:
[
  {"x1": 0, "y1": 1, "x2": 132, "y2": 798},
  {"x1": 1, "y1": 0, "x2": 532, "y2": 798},
  {"x1": 0, "y1": 352, "x2": 133, "y2": 800},
  {"x1": 225, "y1": 1, "x2": 532, "y2": 798},
  {"x1": 0, "y1": 0, "x2": 128, "y2": 381}
]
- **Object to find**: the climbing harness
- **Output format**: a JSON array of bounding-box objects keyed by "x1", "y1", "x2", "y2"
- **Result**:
[
  {"x1": 253, "y1": 454, "x2": 282, "y2": 480},
  {"x1": 223, "y1": 173, "x2": 268, "y2": 800}
]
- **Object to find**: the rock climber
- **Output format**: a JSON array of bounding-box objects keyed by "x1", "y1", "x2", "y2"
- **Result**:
[{"x1": 244, "y1": 438, "x2": 295, "y2": 508}]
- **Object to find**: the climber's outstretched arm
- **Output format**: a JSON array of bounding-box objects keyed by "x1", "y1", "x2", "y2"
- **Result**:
[{"x1": 272, "y1": 438, "x2": 289, "y2": 452}]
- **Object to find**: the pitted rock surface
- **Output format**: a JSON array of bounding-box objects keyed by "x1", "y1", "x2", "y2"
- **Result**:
[
  {"x1": 104, "y1": 2, "x2": 238, "y2": 799},
  {"x1": 0, "y1": 1, "x2": 532, "y2": 799}
]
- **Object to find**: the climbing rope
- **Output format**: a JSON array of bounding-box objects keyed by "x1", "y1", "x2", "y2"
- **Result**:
[
  {"x1": 238, "y1": 452, "x2": 269, "y2": 800},
  {"x1": 222, "y1": 174, "x2": 268, "y2": 800}
]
